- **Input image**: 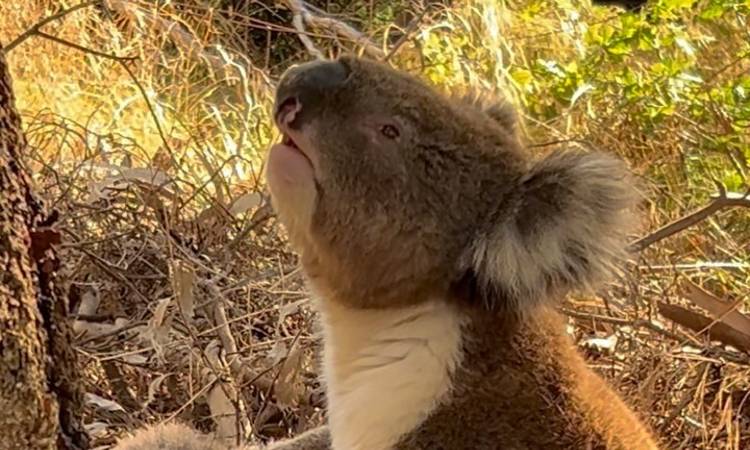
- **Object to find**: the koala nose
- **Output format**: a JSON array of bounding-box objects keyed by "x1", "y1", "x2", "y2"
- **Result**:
[
  {"x1": 274, "y1": 60, "x2": 349, "y2": 127},
  {"x1": 281, "y1": 60, "x2": 349, "y2": 94}
]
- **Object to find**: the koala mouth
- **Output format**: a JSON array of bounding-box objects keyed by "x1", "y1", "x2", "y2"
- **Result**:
[
  {"x1": 268, "y1": 95, "x2": 318, "y2": 186},
  {"x1": 277, "y1": 128, "x2": 314, "y2": 173},
  {"x1": 282, "y1": 133, "x2": 301, "y2": 152},
  {"x1": 275, "y1": 95, "x2": 319, "y2": 174}
]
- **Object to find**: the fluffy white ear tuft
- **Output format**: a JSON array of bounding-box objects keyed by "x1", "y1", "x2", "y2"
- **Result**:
[{"x1": 470, "y1": 149, "x2": 639, "y2": 312}]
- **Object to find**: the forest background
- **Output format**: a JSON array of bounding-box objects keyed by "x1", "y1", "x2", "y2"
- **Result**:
[{"x1": 0, "y1": 0, "x2": 749, "y2": 449}]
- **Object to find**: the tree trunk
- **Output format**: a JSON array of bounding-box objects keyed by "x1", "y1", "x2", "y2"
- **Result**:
[{"x1": 0, "y1": 45, "x2": 88, "y2": 449}]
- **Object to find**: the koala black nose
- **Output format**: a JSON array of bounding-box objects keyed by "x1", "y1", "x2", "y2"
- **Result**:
[
  {"x1": 280, "y1": 60, "x2": 349, "y2": 95},
  {"x1": 274, "y1": 60, "x2": 349, "y2": 128}
]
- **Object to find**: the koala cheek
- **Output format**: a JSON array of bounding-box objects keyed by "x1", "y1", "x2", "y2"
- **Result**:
[{"x1": 266, "y1": 143, "x2": 317, "y2": 246}]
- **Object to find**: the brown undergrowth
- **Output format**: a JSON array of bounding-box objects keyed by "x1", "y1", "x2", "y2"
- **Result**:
[{"x1": 1, "y1": 1, "x2": 749, "y2": 449}]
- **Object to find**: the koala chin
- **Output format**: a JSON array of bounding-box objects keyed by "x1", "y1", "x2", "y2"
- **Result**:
[{"x1": 115, "y1": 56, "x2": 659, "y2": 450}]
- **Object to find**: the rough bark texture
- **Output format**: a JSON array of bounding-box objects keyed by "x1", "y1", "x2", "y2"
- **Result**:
[{"x1": 0, "y1": 45, "x2": 88, "y2": 449}]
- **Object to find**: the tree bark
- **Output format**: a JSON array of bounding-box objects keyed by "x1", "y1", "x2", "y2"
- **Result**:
[{"x1": 0, "y1": 45, "x2": 88, "y2": 449}]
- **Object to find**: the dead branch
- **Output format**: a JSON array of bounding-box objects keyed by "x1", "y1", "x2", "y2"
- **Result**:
[
  {"x1": 657, "y1": 302, "x2": 750, "y2": 353},
  {"x1": 680, "y1": 279, "x2": 750, "y2": 336},
  {"x1": 561, "y1": 307, "x2": 694, "y2": 344},
  {"x1": 116, "y1": 60, "x2": 175, "y2": 160},
  {"x1": 284, "y1": 0, "x2": 324, "y2": 59},
  {"x1": 33, "y1": 30, "x2": 137, "y2": 62},
  {"x1": 4, "y1": 20, "x2": 175, "y2": 161},
  {"x1": 3, "y1": 0, "x2": 101, "y2": 53},
  {"x1": 76, "y1": 321, "x2": 147, "y2": 349},
  {"x1": 384, "y1": 8, "x2": 431, "y2": 62},
  {"x1": 282, "y1": 0, "x2": 384, "y2": 59},
  {"x1": 205, "y1": 282, "x2": 243, "y2": 376},
  {"x1": 203, "y1": 341, "x2": 251, "y2": 444},
  {"x1": 105, "y1": 0, "x2": 272, "y2": 91},
  {"x1": 630, "y1": 182, "x2": 750, "y2": 252}
]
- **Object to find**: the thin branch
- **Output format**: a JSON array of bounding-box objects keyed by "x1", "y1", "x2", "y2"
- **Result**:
[
  {"x1": 76, "y1": 245, "x2": 151, "y2": 304},
  {"x1": 3, "y1": 0, "x2": 100, "y2": 53},
  {"x1": 14, "y1": 27, "x2": 171, "y2": 158},
  {"x1": 35, "y1": 31, "x2": 137, "y2": 62},
  {"x1": 252, "y1": 327, "x2": 304, "y2": 432},
  {"x1": 284, "y1": 0, "x2": 324, "y2": 59},
  {"x1": 527, "y1": 138, "x2": 591, "y2": 149},
  {"x1": 657, "y1": 302, "x2": 750, "y2": 353},
  {"x1": 76, "y1": 320, "x2": 147, "y2": 346},
  {"x1": 561, "y1": 308, "x2": 693, "y2": 344},
  {"x1": 205, "y1": 282, "x2": 243, "y2": 376},
  {"x1": 106, "y1": 0, "x2": 272, "y2": 90},
  {"x1": 283, "y1": 0, "x2": 384, "y2": 59},
  {"x1": 117, "y1": 60, "x2": 174, "y2": 158},
  {"x1": 384, "y1": 8, "x2": 431, "y2": 62},
  {"x1": 630, "y1": 182, "x2": 750, "y2": 252},
  {"x1": 305, "y1": 13, "x2": 385, "y2": 59},
  {"x1": 711, "y1": 52, "x2": 750, "y2": 78}
]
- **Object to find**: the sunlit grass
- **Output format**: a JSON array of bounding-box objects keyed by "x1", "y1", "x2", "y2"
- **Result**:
[{"x1": 2, "y1": 0, "x2": 275, "y2": 214}]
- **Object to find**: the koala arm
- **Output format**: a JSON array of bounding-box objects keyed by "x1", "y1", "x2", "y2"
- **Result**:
[
  {"x1": 112, "y1": 422, "x2": 230, "y2": 450},
  {"x1": 113, "y1": 423, "x2": 329, "y2": 450},
  {"x1": 262, "y1": 425, "x2": 330, "y2": 450}
]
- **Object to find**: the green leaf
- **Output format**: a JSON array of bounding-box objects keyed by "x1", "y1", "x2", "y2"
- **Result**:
[
  {"x1": 663, "y1": 0, "x2": 697, "y2": 10},
  {"x1": 699, "y1": 1, "x2": 726, "y2": 20},
  {"x1": 607, "y1": 41, "x2": 632, "y2": 55},
  {"x1": 511, "y1": 68, "x2": 534, "y2": 87}
]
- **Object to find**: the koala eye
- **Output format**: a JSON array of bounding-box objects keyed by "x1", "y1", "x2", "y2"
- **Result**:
[{"x1": 380, "y1": 124, "x2": 400, "y2": 140}]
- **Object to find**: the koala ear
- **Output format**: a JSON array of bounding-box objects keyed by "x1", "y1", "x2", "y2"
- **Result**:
[
  {"x1": 468, "y1": 150, "x2": 639, "y2": 313},
  {"x1": 457, "y1": 90, "x2": 518, "y2": 136}
]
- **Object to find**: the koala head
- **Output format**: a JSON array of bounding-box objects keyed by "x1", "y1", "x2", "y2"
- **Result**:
[{"x1": 266, "y1": 56, "x2": 637, "y2": 314}]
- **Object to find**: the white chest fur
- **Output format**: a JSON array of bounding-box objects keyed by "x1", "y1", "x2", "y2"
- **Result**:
[{"x1": 316, "y1": 299, "x2": 465, "y2": 450}]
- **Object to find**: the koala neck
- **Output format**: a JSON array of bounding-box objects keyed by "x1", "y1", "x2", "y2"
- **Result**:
[{"x1": 315, "y1": 296, "x2": 465, "y2": 450}]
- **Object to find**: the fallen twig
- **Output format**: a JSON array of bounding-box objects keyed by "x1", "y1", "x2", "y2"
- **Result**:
[
  {"x1": 630, "y1": 182, "x2": 750, "y2": 252},
  {"x1": 680, "y1": 279, "x2": 750, "y2": 337},
  {"x1": 561, "y1": 307, "x2": 694, "y2": 344},
  {"x1": 285, "y1": 0, "x2": 324, "y2": 59},
  {"x1": 657, "y1": 302, "x2": 750, "y2": 353}
]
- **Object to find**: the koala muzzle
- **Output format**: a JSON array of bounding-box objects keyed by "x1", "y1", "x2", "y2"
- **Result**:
[{"x1": 274, "y1": 59, "x2": 349, "y2": 129}]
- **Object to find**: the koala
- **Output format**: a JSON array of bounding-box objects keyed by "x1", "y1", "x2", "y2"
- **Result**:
[{"x1": 114, "y1": 56, "x2": 659, "y2": 450}]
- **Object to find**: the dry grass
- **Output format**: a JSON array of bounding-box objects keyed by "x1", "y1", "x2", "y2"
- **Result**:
[{"x1": 1, "y1": 0, "x2": 749, "y2": 449}]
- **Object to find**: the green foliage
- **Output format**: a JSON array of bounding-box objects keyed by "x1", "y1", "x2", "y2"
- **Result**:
[{"x1": 405, "y1": 0, "x2": 749, "y2": 201}]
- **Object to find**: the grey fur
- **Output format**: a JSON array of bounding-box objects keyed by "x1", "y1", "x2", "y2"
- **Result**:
[
  {"x1": 113, "y1": 423, "x2": 232, "y2": 450},
  {"x1": 470, "y1": 149, "x2": 638, "y2": 313},
  {"x1": 264, "y1": 426, "x2": 329, "y2": 450},
  {"x1": 114, "y1": 56, "x2": 656, "y2": 450},
  {"x1": 268, "y1": 56, "x2": 656, "y2": 449},
  {"x1": 113, "y1": 423, "x2": 329, "y2": 450},
  {"x1": 456, "y1": 90, "x2": 519, "y2": 136}
]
